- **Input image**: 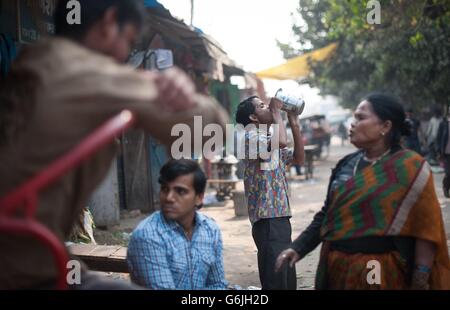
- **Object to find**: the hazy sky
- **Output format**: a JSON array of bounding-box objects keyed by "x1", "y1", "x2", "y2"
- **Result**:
[
  {"x1": 157, "y1": 0, "x2": 300, "y2": 72},
  {"x1": 156, "y1": 0, "x2": 342, "y2": 115}
]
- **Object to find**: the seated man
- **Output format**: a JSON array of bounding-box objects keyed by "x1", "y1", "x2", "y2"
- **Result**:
[{"x1": 127, "y1": 159, "x2": 228, "y2": 290}]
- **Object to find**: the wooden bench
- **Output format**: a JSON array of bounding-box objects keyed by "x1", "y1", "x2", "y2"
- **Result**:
[{"x1": 68, "y1": 244, "x2": 129, "y2": 273}]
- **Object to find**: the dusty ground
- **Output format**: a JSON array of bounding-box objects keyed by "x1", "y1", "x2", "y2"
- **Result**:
[{"x1": 92, "y1": 137, "x2": 450, "y2": 289}]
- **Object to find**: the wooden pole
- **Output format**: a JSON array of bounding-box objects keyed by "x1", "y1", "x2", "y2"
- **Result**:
[{"x1": 190, "y1": 0, "x2": 194, "y2": 26}]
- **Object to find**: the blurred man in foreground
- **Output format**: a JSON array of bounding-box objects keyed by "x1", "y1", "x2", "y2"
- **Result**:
[{"x1": 0, "y1": 0, "x2": 228, "y2": 289}]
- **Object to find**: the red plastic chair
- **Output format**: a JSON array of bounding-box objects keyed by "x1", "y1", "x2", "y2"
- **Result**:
[{"x1": 0, "y1": 110, "x2": 135, "y2": 289}]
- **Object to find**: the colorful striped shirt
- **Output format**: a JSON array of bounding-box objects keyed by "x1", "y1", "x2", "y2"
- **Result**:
[{"x1": 243, "y1": 127, "x2": 293, "y2": 225}]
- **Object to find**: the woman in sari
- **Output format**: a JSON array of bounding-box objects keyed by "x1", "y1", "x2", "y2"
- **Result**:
[{"x1": 276, "y1": 93, "x2": 450, "y2": 289}]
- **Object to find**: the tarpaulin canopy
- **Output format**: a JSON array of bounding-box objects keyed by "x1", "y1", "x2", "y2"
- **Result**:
[
  {"x1": 143, "y1": 9, "x2": 245, "y2": 81},
  {"x1": 255, "y1": 43, "x2": 338, "y2": 80},
  {"x1": 144, "y1": 0, "x2": 165, "y2": 9}
]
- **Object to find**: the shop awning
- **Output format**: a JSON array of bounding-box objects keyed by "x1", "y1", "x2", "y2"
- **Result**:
[
  {"x1": 255, "y1": 43, "x2": 338, "y2": 80},
  {"x1": 144, "y1": 11, "x2": 245, "y2": 81}
]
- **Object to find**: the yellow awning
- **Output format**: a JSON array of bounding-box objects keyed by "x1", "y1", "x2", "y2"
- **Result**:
[{"x1": 256, "y1": 43, "x2": 338, "y2": 80}]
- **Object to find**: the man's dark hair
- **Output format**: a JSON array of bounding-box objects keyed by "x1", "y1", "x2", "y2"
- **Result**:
[
  {"x1": 54, "y1": 0, "x2": 146, "y2": 41},
  {"x1": 235, "y1": 96, "x2": 258, "y2": 127},
  {"x1": 158, "y1": 159, "x2": 207, "y2": 195}
]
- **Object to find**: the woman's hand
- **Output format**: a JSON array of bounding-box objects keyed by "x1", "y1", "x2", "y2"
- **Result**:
[
  {"x1": 275, "y1": 248, "x2": 301, "y2": 273},
  {"x1": 410, "y1": 270, "x2": 431, "y2": 290},
  {"x1": 411, "y1": 239, "x2": 435, "y2": 290}
]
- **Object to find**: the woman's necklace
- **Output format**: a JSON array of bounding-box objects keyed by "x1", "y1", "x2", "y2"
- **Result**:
[{"x1": 353, "y1": 148, "x2": 391, "y2": 176}]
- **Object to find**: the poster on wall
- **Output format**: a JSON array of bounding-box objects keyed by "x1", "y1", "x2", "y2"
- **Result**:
[{"x1": 19, "y1": 0, "x2": 56, "y2": 43}]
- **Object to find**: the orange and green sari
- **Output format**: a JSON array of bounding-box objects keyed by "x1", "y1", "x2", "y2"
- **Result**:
[{"x1": 316, "y1": 149, "x2": 450, "y2": 289}]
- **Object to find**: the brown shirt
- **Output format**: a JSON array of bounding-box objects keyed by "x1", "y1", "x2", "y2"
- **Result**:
[{"x1": 0, "y1": 37, "x2": 228, "y2": 289}]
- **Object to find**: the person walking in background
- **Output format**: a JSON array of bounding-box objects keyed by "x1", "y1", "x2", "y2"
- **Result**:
[
  {"x1": 405, "y1": 108, "x2": 422, "y2": 154},
  {"x1": 426, "y1": 107, "x2": 442, "y2": 165},
  {"x1": 418, "y1": 110, "x2": 431, "y2": 157},
  {"x1": 437, "y1": 110, "x2": 450, "y2": 198},
  {"x1": 321, "y1": 118, "x2": 332, "y2": 157},
  {"x1": 338, "y1": 121, "x2": 348, "y2": 146}
]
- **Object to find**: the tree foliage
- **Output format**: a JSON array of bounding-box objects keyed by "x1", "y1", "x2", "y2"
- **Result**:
[{"x1": 278, "y1": 0, "x2": 450, "y2": 110}]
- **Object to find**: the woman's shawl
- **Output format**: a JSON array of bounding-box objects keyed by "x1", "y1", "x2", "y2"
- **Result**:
[{"x1": 318, "y1": 149, "x2": 450, "y2": 289}]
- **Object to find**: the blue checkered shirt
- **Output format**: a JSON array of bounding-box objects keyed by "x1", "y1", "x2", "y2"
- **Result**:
[{"x1": 127, "y1": 211, "x2": 227, "y2": 290}]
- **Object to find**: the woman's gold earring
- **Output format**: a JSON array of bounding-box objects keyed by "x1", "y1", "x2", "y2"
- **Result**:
[{"x1": 380, "y1": 132, "x2": 385, "y2": 136}]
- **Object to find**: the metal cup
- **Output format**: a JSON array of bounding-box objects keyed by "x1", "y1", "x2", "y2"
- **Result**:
[{"x1": 275, "y1": 88, "x2": 306, "y2": 115}]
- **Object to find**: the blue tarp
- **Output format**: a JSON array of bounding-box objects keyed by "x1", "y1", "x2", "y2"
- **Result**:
[
  {"x1": 144, "y1": 0, "x2": 164, "y2": 9},
  {"x1": 193, "y1": 27, "x2": 204, "y2": 34}
]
